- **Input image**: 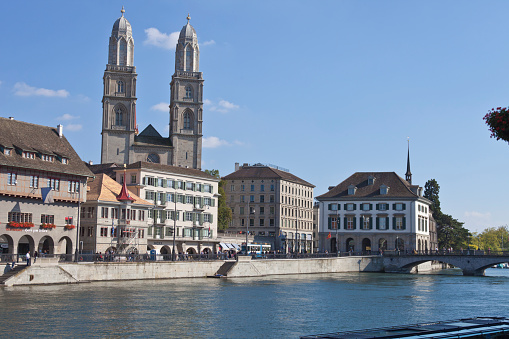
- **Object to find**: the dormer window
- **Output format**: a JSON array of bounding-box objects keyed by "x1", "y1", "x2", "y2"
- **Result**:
[
  {"x1": 42, "y1": 154, "x2": 54, "y2": 162},
  {"x1": 347, "y1": 184, "x2": 357, "y2": 195},
  {"x1": 380, "y1": 185, "x2": 389, "y2": 195},
  {"x1": 368, "y1": 175, "x2": 375, "y2": 185},
  {"x1": 61, "y1": 157, "x2": 69, "y2": 164},
  {"x1": 4, "y1": 148, "x2": 12, "y2": 156},
  {"x1": 22, "y1": 151, "x2": 35, "y2": 159}
]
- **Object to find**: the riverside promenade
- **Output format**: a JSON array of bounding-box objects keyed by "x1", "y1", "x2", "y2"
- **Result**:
[{"x1": 3, "y1": 251, "x2": 508, "y2": 286}]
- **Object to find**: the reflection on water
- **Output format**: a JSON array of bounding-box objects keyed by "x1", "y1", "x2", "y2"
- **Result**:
[{"x1": 1, "y1": 270, "x2": 509, "y2": 338}]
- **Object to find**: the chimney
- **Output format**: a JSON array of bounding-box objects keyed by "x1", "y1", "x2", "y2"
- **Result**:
[
  {"x1": 57, "y1": 124, "x2": 63, "y2": 138},
  {"x1": 235, "y1": 162, "x2": 239, "y2": 171},
  {"x1": 88, "y1": 160, "x2": 94, "y2": 165},
  {"x1": 9, "y1": 117, "x2": 14, "y2": 120}
]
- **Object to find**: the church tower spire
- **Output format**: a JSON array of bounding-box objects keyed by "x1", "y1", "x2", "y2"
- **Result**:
[
  {"x1": 169, "y1": 14, "x2": 203, "y2": 169},
  {"x1": 101, "y1": 7, "x2": 138, "y2": 165},
  {"x1": 405, "y1": 138, "x2": 412, "y2": 184}
]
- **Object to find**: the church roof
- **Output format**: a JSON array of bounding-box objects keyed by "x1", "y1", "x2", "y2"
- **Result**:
[
  {"x1": 0, "y1": 117, "x2": 94, "y2": 178},
  {"x1": 179, "y1": 22, "x2": 197, "y2": 41},
  {"x1": 87, "y1": 173, "x2": 151, "y2": 205},
  {"x1": 112, "y1": 7, "x2": 132, "y2": 38},
  {"x1": 223, "y1": 165, "x2": 315, "y2": 187},
  {"x1": 138, "y1": 124, "x2": 162, "y2": 138},
  {"x1": 316, "y1": 172, "x2": 419, "y2": 200},
  {"x1": 134, "y1": 125, "x2": 172, "y2": 147}
]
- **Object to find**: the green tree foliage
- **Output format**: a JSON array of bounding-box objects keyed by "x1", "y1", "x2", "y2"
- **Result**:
[
  {"x1": 424, "y1": 179, "x2": 470, "y2": 249},
  {"x1": 471, "y1": 226, "x2": 509, "y2": 252},
  {"x1": 205, "y1": 169, "x2": 232, "y2": 230}
]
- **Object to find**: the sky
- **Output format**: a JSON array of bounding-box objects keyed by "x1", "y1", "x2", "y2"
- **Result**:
[{"x1": 0, "y1": 1, "x2": 508, "y2": 233}]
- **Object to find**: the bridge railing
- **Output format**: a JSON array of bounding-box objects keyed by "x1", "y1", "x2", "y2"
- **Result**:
[{"x1": 381, "y1": 249, "x2": 509, "y2": 256}]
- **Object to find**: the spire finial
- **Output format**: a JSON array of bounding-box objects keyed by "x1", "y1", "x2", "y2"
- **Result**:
[
  {"x1": 121, "y1": 6, "x2": 125, "y2": 16},
  {"x1": 187, "y1": 13, "x2": 191, "y2": 23},
  {"x1": 405, "y1": 137, "x2": 412, "y2": 184}
]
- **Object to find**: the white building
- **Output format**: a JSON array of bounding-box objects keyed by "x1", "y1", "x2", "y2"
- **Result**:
[
  {"x1": 115, "y1": 161, "x2": 219, "y2": 255},
  {"x1": 316, "y1": 171, "x2": 432, "y2": 254}
]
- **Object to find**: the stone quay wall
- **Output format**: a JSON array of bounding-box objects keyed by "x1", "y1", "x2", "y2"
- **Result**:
[{"x1": 3, "y1": 256, "x2": 438, "y2": 286}]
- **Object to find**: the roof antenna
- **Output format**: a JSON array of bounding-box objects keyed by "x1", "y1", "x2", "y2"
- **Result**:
[{"x1": 405, "y1": 137, "x2": 412, "y2": 184}]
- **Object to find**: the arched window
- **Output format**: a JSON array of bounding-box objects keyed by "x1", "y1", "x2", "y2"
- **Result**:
[
  {"x1": 185, "y1": 86, "x2": 193, "y2": 99},
  {"x1": 115, "y1": 107, "x2": 123, "y2": 126},
  {"x1": 183, "y1": 112, "x2": 192, "y2": 130},
  {"x1": 119, "y1": 40, "x2": 127, "y2": 66},
  {"x1": 147, "y1": 153, "x2": 160, "y2": 163},
  {"x1": 117, "y1": 81, "x2": 124, "y2": 93}
]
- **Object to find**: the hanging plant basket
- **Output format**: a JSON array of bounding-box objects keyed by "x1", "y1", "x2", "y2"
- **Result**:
[
  {"x1": 7, "y1": 222, "x2": 34, "y2": 228},
  {"x1": 64, "y1": 225, "x2": 76, "y2": 230},
  {"x1": 41, "y1": 223, "x2": 56, "y2": 229}
]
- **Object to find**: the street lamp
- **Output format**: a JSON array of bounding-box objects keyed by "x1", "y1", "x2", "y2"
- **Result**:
[
  {"x1": 172, "y1": 191, "x2": 177, "y2": 261},
  {"x1": 295, "y1": 207, "x2": 299, "y2": 254},
  {"x1": 336, "y1": 205, "x2": 339, "y2": 255},
  {"x1": 246, "y1": 200, "x2": 254, "y2": 255}
]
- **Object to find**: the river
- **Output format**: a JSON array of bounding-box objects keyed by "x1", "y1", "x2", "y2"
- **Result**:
[{"x1": 1, "y1": 269, "x2": 508, "y2": 338}]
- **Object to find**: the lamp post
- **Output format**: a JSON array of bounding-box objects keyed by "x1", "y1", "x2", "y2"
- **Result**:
[
  {"x1": 336, "y1": 205, "x2": 339, "y2": 255},
  {"x1": 295, "y1": 207, "x2": 298, "y2": 254},
  {"x1": 396, "y1": 235, "x2": 400, "y2": 255},
  {"x1": 246, "y1": 201, "x2": 254, "y2": 255}
]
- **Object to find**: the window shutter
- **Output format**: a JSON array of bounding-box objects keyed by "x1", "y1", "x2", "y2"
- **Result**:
[
  {"x1": 353, "y1": 217, "x2": 356, "y2": 229},
  {"x1": 403, "y1": 203, "x2": 406, "y2": 210},
  {"x1": 392, "y1": 204, "x2": 396, "y2": 210},
  {"x1": 402, "y1": 217, "x2": 406, "y2": 229},
  {"x1": 199, "y1": 213, "x2": 204, "y2": 225},
  {"x1": 211, "y1": 186, "x2": 214, "y2": 194},
  {"x1": 392, "y1": 217, "x2": 396, "y2": 230},
  {"x1": 369, "y1": 217, "x2": 373, "y2": 229},
  {"x1": 353, "y1": 204, "x2": 357, "y2": 210},
  {"x1": 328, "y1": 204, "x2": 331, "y2": 211},
  {"x1": 343, "y1": 204, "x2": 347, "y2": 210},
  {"x1": 376, "y1": 203, "x2": 379, "y2": 210},
  {"x1": 337, "y1": 204, "x2": 340, "y2": 210},
  {"x1": 369, "y1": 204, "x2": 373, "y2": 210},
  {"x1": 328, "y1": 217, "x2": 332, "y2": 229},
  {"x1": 211, "y1": 199, "x2": 215, "y2": 207},
  {"x1": 201, "y1": 185, "x2": 205, "y2": 193},
  {"x1": 344, "y1": 217, "x2": 347, "y2": 229},
  {"x1": 142, "y1": 177, "x2": 146, "y2": 185},
  {"x1": 386, "y1": 217, "x2": 389, "y2": 229},
  {"x1": 376, "y1": 217, "x2": 379, "y2": 229},
  {"x1": 162, "y1": 179, "x2": 167, "y2": 188},
  {"x1": 192, "y1": 213, "x2": 196, "y2": 222}
]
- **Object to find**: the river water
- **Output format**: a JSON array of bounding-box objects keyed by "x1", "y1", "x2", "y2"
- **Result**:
[{"x1": 1, "y1": 269, "x2": 509, "y2": 338}]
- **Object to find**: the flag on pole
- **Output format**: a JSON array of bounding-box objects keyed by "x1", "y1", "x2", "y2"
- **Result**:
[
  {"x1": 41, "y1": 187, "x2": 54, "y2": 204},
  {"x1": 327, "y1": 232, "x2": 331, "y2": 239}
]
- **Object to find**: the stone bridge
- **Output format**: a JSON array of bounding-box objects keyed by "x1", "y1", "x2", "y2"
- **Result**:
[{"x1": 382, "y1": 254, "x2": 509, "y2": 276}]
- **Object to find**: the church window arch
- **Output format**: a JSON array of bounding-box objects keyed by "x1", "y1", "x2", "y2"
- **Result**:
[
  {"x1": 147, "y1": 153, "x2": 160, "y2": 164},
  {"x1": 113, "y1": 104, "x2": 127, "y2": 127},
  {"x1": 185, "y1": 85, "x2": 193, "y2": 99},
  {"x1": 183, "y1": 111, "x2": 193, "y2": 130},
  {"x1": 119, "y1": 39, "x2": 127, "y2": 66},
  {"x1": 117, "y1": 81, "x2": 124, "y2": 93},
  {"x1": 185, "y1": 46, "x2": 193, "y2": 71}
]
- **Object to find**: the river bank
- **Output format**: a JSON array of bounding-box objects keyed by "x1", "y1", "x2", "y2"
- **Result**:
[{"x1": 2, "y1": 255, "x2": 444, "y2": 286}]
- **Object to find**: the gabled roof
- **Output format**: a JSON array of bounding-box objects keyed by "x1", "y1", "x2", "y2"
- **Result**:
[
  {"x1": 0, "y1": 117, "x2": 94, "y2": 178},
  {"x1": 223, "y1": 165, "x2": 314, "y2": 187},
  {"x1": 123, "y1": 161, "x2": 219, "y2": 181},
  {"x1": 316, "y1": 172, "x2": 419, "y2": 200},
  {"x1": 86, "y1": 162, "x2": 119, "y2": 178},
  {"x1": 87, "y1": 173, "x2": 151, "y2": 205},
  {"x1": 134, "y1": 125, "x2": 171, "y2": 148}
]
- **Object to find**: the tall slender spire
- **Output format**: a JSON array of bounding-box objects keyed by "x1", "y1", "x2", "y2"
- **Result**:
[{"x1": 405, "y1": 138, "x2": 412, "y2": 184}]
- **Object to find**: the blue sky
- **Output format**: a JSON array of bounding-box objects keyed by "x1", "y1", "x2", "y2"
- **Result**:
[{"x1": 1, "y1": 1, "x2": 508, "y2": 233}]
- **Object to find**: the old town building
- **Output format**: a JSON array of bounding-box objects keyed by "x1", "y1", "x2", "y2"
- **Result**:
[
  {"x1": 0, "y1": 118, "x2": 93, "y2": 256},
  {"x1": 223, "y1": 163, "x2": 315, "y2": 253}
]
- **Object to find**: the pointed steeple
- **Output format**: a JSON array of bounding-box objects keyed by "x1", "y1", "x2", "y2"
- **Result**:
[
  {"x1": 405, "y1": 138, "x2": 412, "y2": 184},
  {"x1": 117, "y1": 165, "x2": 135, "y2": 202}
]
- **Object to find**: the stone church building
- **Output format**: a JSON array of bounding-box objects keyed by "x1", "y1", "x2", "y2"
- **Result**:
[{"x1": 101, "y1": 9, "x2": 203, "y2": 169}]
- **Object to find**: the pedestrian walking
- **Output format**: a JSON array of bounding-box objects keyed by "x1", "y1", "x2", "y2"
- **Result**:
[
  {"x1": 26, "y1": 251, "x2": 31, "y2": 266},
  {"x1": 33, "y1": 250, "x2": 38, "y2": 264}
]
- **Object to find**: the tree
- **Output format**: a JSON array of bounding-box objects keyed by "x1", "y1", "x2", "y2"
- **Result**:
[
  {"x1": 205, "y1": 169, "x2": 232, "y2": 230},
  {"x1": 424, "y1": 179, "x2": 470, "y2": 249},
  {"x1": 471, "y1": 225, "x2": 509, "y2": 251},
  {"x1": 424, "y1": 179, "x2": 441, "y2": 214}
]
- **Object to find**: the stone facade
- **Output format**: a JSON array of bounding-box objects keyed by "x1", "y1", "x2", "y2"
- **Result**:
[
  {"x1": 101, "y1": 9, "x2": 202, "y2": 169},
  {"x1": 223, "y1": 163, "x2": 315, "y2": 253}
]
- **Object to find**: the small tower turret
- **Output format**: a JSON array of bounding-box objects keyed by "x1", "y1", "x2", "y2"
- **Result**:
[{"x1": 405, "y1": 138, "x2": 412, "y2": 184}]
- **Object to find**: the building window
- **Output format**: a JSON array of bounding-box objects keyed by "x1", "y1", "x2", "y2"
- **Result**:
[
  {"x1": 260, "y1": 195, "x2": 265, "y2": 203},
  {"x1": 377, "y1": 203, "x2": 388, "y2": 211},
  {"x1": 328, "y1": 203, "x2": 338, "y2": 211},
  {"x1": 348, "y1": 185, "x2": 357, "y2": 195},
  {"x1": 250, "y1": 184, "x2": 255, "y2": 192},
  {"x1": 185, "y1": 86, "x2": 193, "y2": 99},
  {"x1": 395, "y1": 216, "x2": 404, "y2": 230},
  {"x1": 260, "y1": 207, "x2": 265, "y2": 215},
  {"x1": 48, "y1": 178, "x2": 60, "y2": 191},
  {"x1": 394, "y1": 203, "x2": 405, "y2": 211},
  {"x1": 270, "y1": 219, "x2": 275, "y2": 227},
  {"x1": 186, "y1": 195, "x2": 193, "y2": 204},
  {"x1": 346, "y1": 216, "x2": 354, "y2": 230},
  {"x1": 380, "y1": 185, "x2": 389, "y2": 195},
  {"x1": 7, "y1": 173, "x2": 17, "y2": 186},
  {"x1": 4, "y1": 148, "x2": 12, "y2": 155},
  {"x1": 61, "y1": 158, "x2": 69, "y2": 164},
  {"x1": 115, "y1": 107, "x2": 123, "y2": 126},
  {"x1": 40, "y1": 214, "x2": 54, "y2": 224},
  {"x1": 260, "y1": 184, "x2": 265, "y2": 192},
  {"x1": 270, "y1": 206, "x2": 274, "y2": 214},
  {"x1": 241, "y1": 185, "x2": 245, "y2": 191},
  {"x1": 183, "y1": 112, "x2": 192, "y2": 130},
  {"x1": 269, "y1": 195, "x2": 275, "y2": 203},
  {"x1": 378, "y1": 217, "x2": 387, "y2": 230},
  {"x1": 30, "y1": 176, "x2": 39, "y2": 188},
  {"x1": 270, "y1": 184, "x2": 274, "y2": 191},
  {"x1": 250, "y1": 219, "x2": 254, "y2": 227},
  {"x1": 68, "y1": 181, "x2": 79, "y2": 193},
  {"x1": 100, "y1": 227, "x2": 108, "y2": 237},
  {"x1": 345, "y1": 203, "x2": 355, "y2": 211},
  {"x1": 260, "y1": 219, "x2": 265, "y2": 227},
  {"x1": 230, "y1": 185, "x2": 235, "y2": 192},
  {"x1": 101, "y1": 207, "x2": 109, "y2": 219},
  {"x1": 185, "y1": 212, "x2": 193, "y2": 221},
  {"x1": 362, "y1": 216, "x2": 371, "y2": 230},
  {"x1": 368, "y1": 175, "x2": 375, "y2": 185},
  {"x1": 147, "y1": 153, "x2": 160, "y2": 163},
  {"x1": 130, "y1": 175, "x2": 137, "y2": 184},
  {"x1": 8, "y1": 212, "x2": 32, "y2": 223},
  {"x1": 22, "y1": 151, "x2": 35, "y2": 159},
  {"x1": 250, "y1": 195, "x2": 254, "y2": 202},
  {"x1": 361, "y1": 203, "x2": 371, "y2": 211},
  {"x1": 117, "y1": 81, "x2": 124, "y2": 93}
]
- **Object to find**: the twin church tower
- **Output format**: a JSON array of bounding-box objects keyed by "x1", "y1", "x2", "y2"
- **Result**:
[{"x1": 101, "y1": 8, "x2": 203, "y2": 169}]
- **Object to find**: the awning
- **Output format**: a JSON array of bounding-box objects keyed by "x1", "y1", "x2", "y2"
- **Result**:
[
  {"x1": 232, "y1": 244, "x2": 241, "y2": 251},
  {"x1": 219, "y1": 243, "x2": 228, "y2": 249}
]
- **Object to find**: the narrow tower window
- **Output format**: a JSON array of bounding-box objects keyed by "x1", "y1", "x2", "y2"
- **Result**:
[
  {"x1": 117, "y1": 81, "x2": 124, "y2": 93},
  {"x1": 115, "y1": 108, "x2": 123, "y2": 126},
  {"x1": 185, "y1": 86, "x2": 192, "y2": 99},
  {"x1": 183, "y1": 112, "x2": 191, "y2": 130}
]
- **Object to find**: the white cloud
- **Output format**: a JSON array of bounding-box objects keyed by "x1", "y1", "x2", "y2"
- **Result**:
[
  {"x1": 57, "y1": 113, "x2": 79, "y2": 121},
  {"x1": 203, "y1": 136, "x2": 230, "y2": 148},
  {"x1": 14, "y1": 82, "x2": 69, "y2": 98},
  {"x1": 65, "y1": 124, "x2": 82, "y2": 132},
  {"x1": 144, "y1": 28, "x2": 179, "y2": 50},
  {"x1": 207, "y1": 99, "x2": 240, "y2": 113},
  {"x1": 464, "y1": 211, "x2": 491, "y2": 219},
  {"x1": 202, "y1": 40, "x2": 216, "y2": 46},
  {"x1": 151, "y1": 102, "x2": 169, "y2": 112}
]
